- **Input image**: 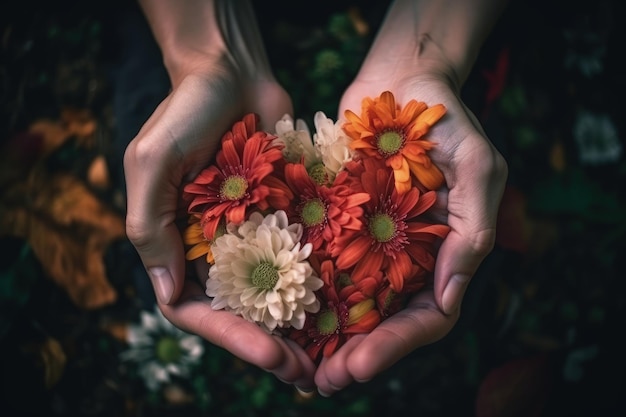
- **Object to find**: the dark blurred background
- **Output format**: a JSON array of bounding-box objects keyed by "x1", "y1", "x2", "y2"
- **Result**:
[{"x1": 1, "y1": 0, "x2": 625, "y2": 416}]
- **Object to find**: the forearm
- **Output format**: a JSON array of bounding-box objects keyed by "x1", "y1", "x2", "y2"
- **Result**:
[
  {"x1": 138, "y1": 0, "x2": 273, "y2": 86},
  {"x1": 361, "y1": 0, "x2": 508, "y2": 89}
]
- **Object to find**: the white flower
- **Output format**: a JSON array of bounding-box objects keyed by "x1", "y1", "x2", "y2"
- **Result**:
[
  {"x1": 573, "y1": 110, "x2": 622, "y2": 165},
  {"x1": 120, "y1": 306, "x2": 204, "y2": 392},
  {"x1": 273, "y1": 113, "x2": 321, "y2": 167},
  {"x1": 313, "y1": 111, "x2": 354, "y2": 180},
  {"x1": 563, "y1": 29, "x2": 606, "y2": 78},
  {"x1": 206, "y1": 210, "x2": 323, "y2": 333}
]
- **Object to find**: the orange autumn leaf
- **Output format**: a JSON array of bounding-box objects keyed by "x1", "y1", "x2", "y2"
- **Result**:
[
  {"x1": 61, "y1": 108, "x2": 97, "y2": 140},
  {"x1": 87, "y1": 154, "x2": 111, "y2": 189},
  {"x1": 1, "y1": 108, "x2": 100, "y2": 187},
  {"x1": 549, "y1": 140, "x2": 566, "y2": 173},
  {"x1": 0, "y1": 171, "x2": 125, "y2": 310}
]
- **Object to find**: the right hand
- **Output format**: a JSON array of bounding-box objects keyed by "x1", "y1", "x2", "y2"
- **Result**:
[{"x1": 123, "y1": 55, "x2": 318, "y2": 390}]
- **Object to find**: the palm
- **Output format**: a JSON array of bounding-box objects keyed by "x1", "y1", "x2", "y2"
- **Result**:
[{"x1": 315, "y1": 75, "x2": 507, "y2": 393}]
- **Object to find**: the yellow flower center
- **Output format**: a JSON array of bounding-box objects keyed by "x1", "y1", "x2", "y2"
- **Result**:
[
  {"x1": 220, "y1": 175, "x2": 248, "y2": 200},
  {"x1": 377, "y1": 130, "x2": 404, "y2": 156},
  {"x1": 301, "y1": 198, "x2": 325, "y2": 227},
  {"x1": 368, "y1": 213, "x2": 396, "y2": 242},
  {"x1": 308, "y1": 163, "x2": 328, "y2": 185},
  {"x1": 251, "y1": 261, "x2": 279, "y2": 290},
  {"x1": 316, "y1": 310, "x2": 339, "y2": 335},
  {"x1": 155, "y1": 336, "x2": 182, "y2": 364}
]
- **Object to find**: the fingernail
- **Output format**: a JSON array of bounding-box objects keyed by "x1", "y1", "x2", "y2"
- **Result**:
[
  {"x1": 442, "y1": 274, "x2": 470, "y2": 314},
  {"x1": 295, "y1": 386, "x2": 316, "y2": 398},
  {"x1": 148, "y1": 267, "x2": 174, "y2": 304},
  {"x1": 317, "y1": 388, "x2": 331, "y2": 398}
]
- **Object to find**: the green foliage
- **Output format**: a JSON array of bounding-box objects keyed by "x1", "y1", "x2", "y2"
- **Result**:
[
  {"x1": 0, "y1": 239, "x2": 41, "y2": 340},
  {"x1": 529, "y1": 168, "x2": 623, "y2": 222},
  {"x1": 270, "y1": 11, "x2": 372, "y2": 125}
]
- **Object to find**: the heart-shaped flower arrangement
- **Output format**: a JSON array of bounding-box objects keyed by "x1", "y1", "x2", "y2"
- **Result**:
[{"x1": 182, "y1": 91, "x2": 450, "y2": 364}]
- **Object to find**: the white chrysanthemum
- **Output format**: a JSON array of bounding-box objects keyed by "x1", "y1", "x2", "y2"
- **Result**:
[
  {"x1": 573, "y1": 110, "x2": 622, "y2": 165},
  {"x1": 206, "y1": 210, "x2": 323, "y2": 333},
  {"x1": 313, "y1": 111, "x2": 354, "y2": 180},
  {"x1": 273, "y1": 113, "x2": 321, "y2": 167},
  {"x1": 120, "y1": 306, "x2": 204, "y2": 392}
]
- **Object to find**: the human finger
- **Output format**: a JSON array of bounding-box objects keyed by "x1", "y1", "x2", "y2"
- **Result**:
[{"x1": 434, "y1": 133, "x2": 507, "y2": 314}]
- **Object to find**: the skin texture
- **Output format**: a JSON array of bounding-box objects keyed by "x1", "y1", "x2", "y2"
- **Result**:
[{"x1": 124, "y1": 0, "x2": 508, "y2": 396}]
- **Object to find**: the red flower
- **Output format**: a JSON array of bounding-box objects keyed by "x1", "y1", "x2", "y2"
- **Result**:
[
  {"x1": 288, "y1": 258, "x2": 380, "y2": 363},
  {"x1": 183, "y1": 113, "x2": 293, "y2": 240},
  {"x1": 284, "y1": 162, "x2": 370, "y2": 251}
]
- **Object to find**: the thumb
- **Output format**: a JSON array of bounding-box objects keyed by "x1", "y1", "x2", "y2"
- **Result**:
[
  {"x1": 123, "y1": 98, "x2": 188, "y2": 305},
  {"x1": 123, "y1": 159, "x2": 188, "y2": 305},
  {"x1": 434, "y1": 229, "x2": 492, "y2": 315}
]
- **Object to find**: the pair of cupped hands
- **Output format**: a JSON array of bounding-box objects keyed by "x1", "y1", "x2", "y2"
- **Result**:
[{"x1": 123, "y1": 56, "x2": 507, "y2": 396}]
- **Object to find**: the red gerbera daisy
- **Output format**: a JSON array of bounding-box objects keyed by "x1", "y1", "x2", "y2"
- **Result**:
[
  {"x1": 288, "y1": 258, "x2": 380, "y2": 363},
  {"x1": 284, "y1": 162, "x2": 370, "y2": 251},
  {"x1": 332, "y1": 158, "x2": 450, "y2": 293},
  {"x1": 183, "y1": 113, "x2": 293, "y2": 240}
]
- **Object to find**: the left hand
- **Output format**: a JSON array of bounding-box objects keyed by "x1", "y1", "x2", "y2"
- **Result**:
[{"x1": 313, "y1": 73, "x2": 508, "y2": 396}]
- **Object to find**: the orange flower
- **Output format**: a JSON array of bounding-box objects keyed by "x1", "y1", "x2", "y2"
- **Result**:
[
  {"x1": 332, "y1": 158, "x2": 450, "y2": 293},
  {"x1": 183, "y1": 214, "x2": 212, "y2": 262},
  {"x1": 342, "y1": 90, "x2": 446, "y2": 192},
  {"x1": 183, "y1": 214, "x2": 227, "y2": 264},
  {"x1": 183, "y1": 113, "x2": 293, "y2": 241}
]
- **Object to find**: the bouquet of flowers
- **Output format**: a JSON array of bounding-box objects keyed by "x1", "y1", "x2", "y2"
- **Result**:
[{"x1": 182, "y1": 91, "x2": 450, "y2": 364}]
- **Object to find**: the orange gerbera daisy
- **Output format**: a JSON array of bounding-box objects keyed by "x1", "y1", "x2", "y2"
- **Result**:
[
  {"x1": 342, "y1": 90, "x2": 446, "y2": 193},
  {"x1": 183, "y1": 214, "x2": 227, "y2": 264},
  {"x1": 283, "y1": 162, "x2": 370, "y2": 251},
  {"x1": 288, "y1": 258, "x2": 381, "y2": 363},
  {"x1": 183, "y1": 113, "x2": 293, "y2": 241},
  {"x1": 332, "y1": 158, "x2": 450, "y2": 293}
]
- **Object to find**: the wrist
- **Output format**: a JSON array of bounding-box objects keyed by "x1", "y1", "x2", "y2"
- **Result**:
[
  {"x1": 140, "y1": 0, "x2": 274, "y2": 88},
  {"x1": 357, "y1": 0, "x2": 506, "y2": 91},
  {"x1": 354, "y1": 31, "x2": 462, "y2": 95}
]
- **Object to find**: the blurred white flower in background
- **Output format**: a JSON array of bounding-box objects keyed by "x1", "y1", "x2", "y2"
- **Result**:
[
  {"x1": 573, "y1": 110, "x2": 622, "y2": 165},
  {"x1": 120, "y1": 306, "x2": 204, "y2": 392},
  {"x1": 563, "y1": 29, "x2": 606, "y2": 78}
]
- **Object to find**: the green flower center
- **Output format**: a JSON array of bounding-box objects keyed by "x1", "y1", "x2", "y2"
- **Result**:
[
  {"x1": 220, "y1": 175, "x2": 248, "y2": 200},
  {"x1": 301, "y1": 198, "x2": 326, "y2": 227},
  {"x1": 377, "y1": 131, "x2": 404, "y2": 156},
  {"x1": 368, "y1": 213, "x2": 396, "y2": 242},
  {"x1": 308, "y1": 163, "x2": 328, "y2": 185},
  {"x1": 251, "y1": 261, "x2": 279, "y2": 290},
  {"x1": 213, "y1": 219, "x2": 227, "y2": 241},
  {"x1": 155, "y1": 336, "x2": 182, "y2": 364},
  {"x1": 317, "y1": 310, "x2": 339, "y2": 335},
  {"x1": 383, "y1": 289, "x2": 396, "y2": 311},
  {"x1": 337, "y1": 273, "x2": 352, "y2": 290}
]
